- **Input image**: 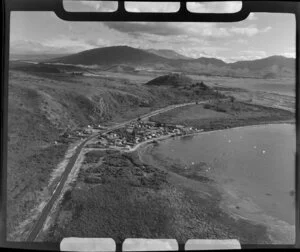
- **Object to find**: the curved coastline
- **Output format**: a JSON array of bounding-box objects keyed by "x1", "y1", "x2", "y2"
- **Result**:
[
  {"x1": 135, "y1": 121, "x2": 295, "y2": 244},
  {"x1": 133, "y1": 119, "x2": 294, "y2": 153}
]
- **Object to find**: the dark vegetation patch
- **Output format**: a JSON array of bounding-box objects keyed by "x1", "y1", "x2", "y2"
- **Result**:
[
  {"x1": 47, "y1": 181, "x2": 175, "y2": 243},
  {"x1": 214, "y1": 86, "x2": 246, "y2": 93},
  {"x1": 80, "y1": 151, "x2": 167, "y2": 189},
  {"x1": 145, "y1": 73, "x2": 193, "y2": 87},
  {"x1": 47, "y1": 151, "x2": 176, "y2": 243},
  {"x1": 83, "y1": 150, "x2": 107, "y2": 164},
  {"x1": 48, "y1": 149, "x2": 271, "y2": 244}
]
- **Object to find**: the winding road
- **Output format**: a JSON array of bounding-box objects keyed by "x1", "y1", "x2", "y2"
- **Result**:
[{"x1": 26, "y1": 101, "x2": 203, "y2": 241}]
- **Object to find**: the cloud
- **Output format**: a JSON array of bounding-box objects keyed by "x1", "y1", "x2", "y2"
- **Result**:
[
  {"x1": 103, "y1": 22, "x2": 232, "y2": 40},
  {"x1": 281, "y1": 52, "x2": 296, "y2": 58},
  {"x1": 236, "y1": 39, "x2": 248, "y2": 44},
  {"x1": 225, "y1": 55, "x2": 264, "y2": 63},
  {"x1": 44, "y1": 37, "x2": 95, "y2": 51},
  {"x1": 261, "y1": 26, "x2": 272, "y2": 32},
  {"x1": 230, "y1": 26, "x2": 259, "y2": 36},
  {"x1": 241, "y1": 50, "x2": 267, "y2": 58},
  {"x1": 230, "y1": 25, "x2": 271, "y2": 36},
  {"x1": 103, "y1": 22, "x2": 182, "y2": 36},
  {"x1": 178, "y1": 46, "x2": 229, "y2": 59},
  {"x1": 10, "y1": 40, "x2": 58, "y2": 54},
  {"x1": 103, "y1": 22, "x2": 271, "y2": 42},
  {"x1": 10, "y1": 37, "x2": 100, "y2": 54},
  {"x1": 85, "y1": 38, "x2": 110, "y2": 47}
]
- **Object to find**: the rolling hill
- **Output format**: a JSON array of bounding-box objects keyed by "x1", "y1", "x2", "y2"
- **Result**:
[
  {"x1": 146, "y1": 73, "x2": 194, "y2": 87},
  {"x1": 45, "y1": 46, "x2": 295, "y2": 79},
  {"x1": 47, "y1": 46, "x2": 171, "y2": 66},
  {"x1": 193, "y1": 57, "x2": 227, "y2": 67},
  {"x1": 229, "y1": 55, "x2": 294, "y2": 70},
  {"x1": 147, "y1": 49, "x2": 192, "y2": 60}
]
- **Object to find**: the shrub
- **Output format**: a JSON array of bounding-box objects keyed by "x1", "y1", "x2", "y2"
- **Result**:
[
  {"x1": 232, "y1": 105, "x2": 241, "y2": 111},
  {"x1": 203, "y1": 104, "x2": 212, "y2": 109},
  {"x1": 61, "y1": 190, "x2": 72, "y2": 206},
  {"x1": 215, "y1": 107, "x2": 227, "y2": 113}
]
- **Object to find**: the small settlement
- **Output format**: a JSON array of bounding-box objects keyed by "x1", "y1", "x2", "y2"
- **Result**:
[
  {"x1": 58, "y1": 120, "x2": 202, "y2": 151},
  {"x1": 90, "y1": 120, "x2": 203, "y2": 151}
]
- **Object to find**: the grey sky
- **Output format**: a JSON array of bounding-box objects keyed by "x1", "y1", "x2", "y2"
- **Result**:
[{"x1": 10, "y1": 1, "x2": 295, "y2": 62}]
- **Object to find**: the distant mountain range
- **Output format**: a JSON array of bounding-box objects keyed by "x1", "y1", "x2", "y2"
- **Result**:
[{"x1": 46, "y1": 46, "x2": 295, "y2": 79}]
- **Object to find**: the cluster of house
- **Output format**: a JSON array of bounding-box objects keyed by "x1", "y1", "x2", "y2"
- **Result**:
[{"x1": 94, "y1": 120, "x2": 201, "y2": 150}]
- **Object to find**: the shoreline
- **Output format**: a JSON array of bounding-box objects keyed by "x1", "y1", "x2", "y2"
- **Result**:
[
  {"x1": 46, "y1": 118, "x2": 295, "y2": 243},
  {"x1": 136, "y1": 120, "x2": 295, "y2": 244},
  {"x1": 129, "y1": 119, "x2": 295, "y2": 154}
]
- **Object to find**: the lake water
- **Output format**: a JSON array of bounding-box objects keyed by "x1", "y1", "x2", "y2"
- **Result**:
[{"x1": 153, "y1": 124, "x2": 296, "y2": 225}]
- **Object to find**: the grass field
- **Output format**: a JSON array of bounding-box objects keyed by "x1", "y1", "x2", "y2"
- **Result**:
[{"x1": 149, "y1": 100, "x2": 294, "y2": 131}]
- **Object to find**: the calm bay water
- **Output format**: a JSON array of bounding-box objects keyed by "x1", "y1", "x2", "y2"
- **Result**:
[{"x1": 153, "y1": 124, "x2": 296, "y2": 225}]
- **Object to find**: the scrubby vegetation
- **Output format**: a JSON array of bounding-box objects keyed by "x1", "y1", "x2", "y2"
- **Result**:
[
  {"x1": 8, "y1": 65, "x2": 295, "y2": 242},
  {"x1": 47, "y1": 149, "x2": 271, "y2": 244},
  {"x1": 8, "y1": 69, "x2": 225, "y2": 237}
]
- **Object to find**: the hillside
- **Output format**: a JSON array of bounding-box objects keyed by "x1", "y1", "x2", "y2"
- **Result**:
[
  {"x1": 8, "y1": 69, "x2": 224, "y2": 238},
  {"x1": 229, "y1": 55, "x2": 295, "y2": 71},
  {"x1": 193, "y1": 57, "x2": 227, "y2": 67},
  {"x1": 147, "y1": 49, "x2": 191, "y2": 60},
  {"x1": 7, "y1": 70, "x2": 158, "y2": 237},
  {"x1": 10, "y1": 53, "x2": 69, "y2": 62},
  {"x1": 47, "y1": 46, "x2": 171, "y2": 66},
  {"x1": 145, "y1": 73, "x2": 194, "y2": 87},
  {"x1": 45, "y1": 46, "x2": 295, "y2": 79}
]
